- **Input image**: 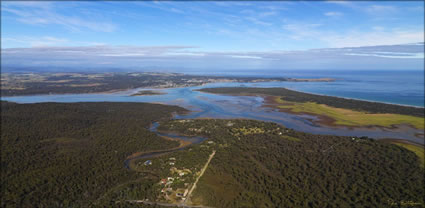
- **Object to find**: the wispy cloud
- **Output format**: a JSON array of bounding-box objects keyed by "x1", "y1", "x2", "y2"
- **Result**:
[
  {"x1": 1, "y1": 36, "x2": 105, "y2": 47},
  {"x1": 365, "y1": 5, "x2": 398, "y2": 15},
  {"x1": 321, "y1": 30, "x2": 424, "y2": 48},
  {"x1": 213, "y1": 2, "x2": 253, "y2": 7},
  {"x1": 2, "y1": 36, "x2": 69, "y2": 47},
  {"x1": 230, "y1": 55, "x2": 263, "y2": 60},
  {"x1": 134, "y1": 2, "x2": 187, "y2": 14},
  {"x1": 2, "y1": 2, "x2": 117, "y2": 32},
  {"x1": 2, "y1": 1, "x2": 423, "y2": 53},
  {"x1": 2, "y1": 43, "x2": 423, "y2": 70},
  {"x1": 282, "y1": 23, "x2": 323, "y2": 40},
  {"x1": 345, "y1": 52, "x2": 424, "y2": 59},
  {"x1": 324, "y1": 11, "x2": 343, "y2": 17}
]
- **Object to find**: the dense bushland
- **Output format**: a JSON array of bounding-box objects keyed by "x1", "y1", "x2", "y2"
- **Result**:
[
  {"x1": 160, "y1": 119, "x2": 425, "y2": 208},
  {"x1": 1, "y1": 101, "x2": 186, "y2": 207}
]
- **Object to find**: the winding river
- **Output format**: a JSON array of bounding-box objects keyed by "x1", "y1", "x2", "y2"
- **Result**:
[{"x1": 124, "y1": 122, "x2": 207, "y2": 169}]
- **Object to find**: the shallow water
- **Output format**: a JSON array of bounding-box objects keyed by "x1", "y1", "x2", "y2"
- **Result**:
[{"x1": 2, "y1": 81, "x2": 424, "y2": 144}]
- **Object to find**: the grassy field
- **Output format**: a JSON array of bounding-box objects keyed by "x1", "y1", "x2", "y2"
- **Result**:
[
  {"x1": 389, "y1": 141, "x2": 424, "y2": 168},
  {"x1": 274, "y1": 97, "x2": 424, "y2": 129}
]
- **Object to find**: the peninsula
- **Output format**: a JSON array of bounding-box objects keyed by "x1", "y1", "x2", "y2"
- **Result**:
[{"x1": 1, "y1": 72, "x2": 334, "y2": 96}]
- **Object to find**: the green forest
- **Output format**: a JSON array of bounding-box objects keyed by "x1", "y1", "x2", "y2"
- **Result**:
[
  {"x1": 159, "y1": 119, "x2": 425, "y2": 208},
  {"x1": 2, "y1": 101, "x2": 423, "y2": 207},
  {"x1": 0, "y1": 101, "x2": 186, "y2": 207}
]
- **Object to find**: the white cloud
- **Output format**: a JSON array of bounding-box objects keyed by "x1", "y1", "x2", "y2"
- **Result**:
[
  {"x1": 245, "y1": 17, "x2": 272, "y2": 26},
  {"x1": 2, "y1": 2, "x2": 117, "y2": 32},
  {"x1": 259, "y1": 11, "x2": 278, "y2": 17},
  {"x1": 280, "y1": 18, "x2": 424, "y2": 48},
  {"x1": 167, "y1": 52, "x2": 205, "y2": 57},
  {"x1": 2, "y1": 36, "x2": 69, "y2": 47},
  {"x1": 365, "y1": 5, "x2": 398, "y2": 15},
  {"x1": 324, "y1": 12, "x2": 343, "y2": 17},
  {"x1": 2, "y1": 43, "x2": 422, "y2": 70},
  {"x1": 321, "y1": 30, "x2": 424, "y2": 48},
  {"x1": 1, "y1": 36, "x2": 107, "y2": 48},
  {"x1": 230, "y1": 55, "x2": 263, "y2": 59},
  {"x1": 213, "y1": 2, "x2": 253, "y2": 7},
  {"x1": 100, "y1": 53, "x2": 146, "y2": 57},
  {"x1": 282, "y1": 23, "x2": 322, "y2": 40},
  {"x1": 345, "y1": 52, "x2": 424, "y2": 59}
]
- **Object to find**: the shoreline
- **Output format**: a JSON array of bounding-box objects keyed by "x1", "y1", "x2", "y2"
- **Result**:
[
  {"x1": 262, "y1": 95, "x2": 424, "y2": 131},
  {"x1": 197, "y1": 87, "x2": 425, "y2": 109},
  {"x1": 282, "y1": 87, "x2": 424, "y2": 109},
  {"x1": 379, "y1": 138, "x2": 424, "y2": 147}
]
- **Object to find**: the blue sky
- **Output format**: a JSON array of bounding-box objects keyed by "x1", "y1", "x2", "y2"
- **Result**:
[{"x1": 1, "y1": 1, "x2": 424, "y2": 70}]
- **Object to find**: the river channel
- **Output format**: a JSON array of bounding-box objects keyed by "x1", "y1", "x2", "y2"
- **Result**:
[{"x1": 124, "y1": 122, "x2": 207, "y2": 169}]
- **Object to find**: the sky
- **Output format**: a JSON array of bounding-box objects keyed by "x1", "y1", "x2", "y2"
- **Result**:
[{"x1": 1, "y1": 1, "x2": 424, "y2": 71}]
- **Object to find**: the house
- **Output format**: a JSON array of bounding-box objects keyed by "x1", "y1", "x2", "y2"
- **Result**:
[
  {"x1": 160, "y1": 179, "x2": 167, "y2": 184},
  {"x1": 169, "y1": 162, "x2": 175, "y2": 166},
  {"x1": 179, "y1": 172, "x2": 185, "y2": 176},
  {"x1": 169, "y1": 157, "x2": 176, "y2": 161},
  {"x1": 144, "y1": 160, "x2": 152, "y2": 166},
  {"x1": 207, "y1": 141, "x2": 214, "y2": 144}
]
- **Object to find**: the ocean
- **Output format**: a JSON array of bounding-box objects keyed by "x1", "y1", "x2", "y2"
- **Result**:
[{"x1": 183, "y1": 70, "x2": 425, "y2": 107}]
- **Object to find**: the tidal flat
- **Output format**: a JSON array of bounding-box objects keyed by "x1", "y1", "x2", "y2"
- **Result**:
[{"x1": 3, "y1": 83, "x2": 424, "y2": 144}]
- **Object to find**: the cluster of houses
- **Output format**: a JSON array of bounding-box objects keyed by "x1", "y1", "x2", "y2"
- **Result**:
[
  {"x1": 158, "y1": 157, "x2": 192, "y2": 202},
  {"x1": 231, "y1": 126, "x2": 291, "y2": 137}
]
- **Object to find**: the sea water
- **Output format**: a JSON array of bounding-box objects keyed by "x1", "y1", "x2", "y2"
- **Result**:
[{"x1": 183, "y1": 70, "x2": 425, "y2": 107}]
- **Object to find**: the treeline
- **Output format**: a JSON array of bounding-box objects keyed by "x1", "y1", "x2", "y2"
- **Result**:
[
  {"x1": 159, "y1": 119, "x2": 424, "y2": 208},
  {"x1": 0, "y1": 101, "x2": 187, "y2": 207},
  {"x1": 199, "y1": 87, "x2": 425, "y2": 117}
]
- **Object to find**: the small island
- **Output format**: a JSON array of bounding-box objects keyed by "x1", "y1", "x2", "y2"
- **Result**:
[{"x1": 131, "y1": 90, "x2": 166, "y2": 96}]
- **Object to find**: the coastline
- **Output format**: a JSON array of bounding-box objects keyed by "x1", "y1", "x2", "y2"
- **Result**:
[
  {"x1": 197, "y1": 88, "x2": 425, "y2": 117},
  {"x1": 282, "y1": 87, "x2": 425, "y2": 109},
  {"x1": 197, "y1": 87, "x2": 425, "y2": 109},
  {"x1": 379, "y1": 138, "x2": 424, "y2": 147},
  {"x1": 262, "y1": 95, "x2": 424, "y2": 131}
]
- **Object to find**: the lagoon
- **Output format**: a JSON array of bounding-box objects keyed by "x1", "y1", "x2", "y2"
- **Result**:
[{"x1": 2, "y1": 79, "x2": 424, "y2": 144}]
